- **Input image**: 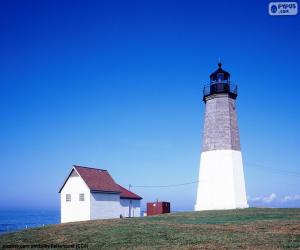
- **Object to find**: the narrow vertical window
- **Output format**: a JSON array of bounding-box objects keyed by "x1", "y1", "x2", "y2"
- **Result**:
[
  {"x1": 66, "y1": 194, "x2": 71, "y2": 202},
  {"x1": 79, "y1": 193, "x2": 84, "y2": 201}
]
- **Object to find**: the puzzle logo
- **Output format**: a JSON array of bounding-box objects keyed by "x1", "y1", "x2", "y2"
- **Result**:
[{"x1": 269, "y1": 2, "x2": 298, "y2": 15}]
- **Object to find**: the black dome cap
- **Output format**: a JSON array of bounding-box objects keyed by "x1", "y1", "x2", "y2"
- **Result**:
[{"x1": 210, "y1": 62, "x2": 230, "y2": 81}]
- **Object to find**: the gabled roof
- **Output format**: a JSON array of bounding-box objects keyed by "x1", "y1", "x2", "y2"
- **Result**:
[
  {"x1": 59, "y1": 165, "x2": 120, "y2": 193},
  {"x1": 74, "y1": 165, "x2": 121, "y2": 193},
  {"x1": 59, "y1": 165, "x2": 142, "y2": 200},
  {"x1": 118, "y1": 185, "x2": 142, "y2": 200}
]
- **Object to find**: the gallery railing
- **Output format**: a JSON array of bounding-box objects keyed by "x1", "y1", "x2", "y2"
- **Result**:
[{"x1": 203, "y1": 82, "x2": 237, "y2": 100}]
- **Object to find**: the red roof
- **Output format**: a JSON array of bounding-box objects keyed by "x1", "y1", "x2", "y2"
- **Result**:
[
  {"x1": 118, "y1": 185, "x2": 142, "y2": 200},
  {"x1": 59, "y1": 165, "x2": 142, "y2": 200},
  {"x1": 74, "y1": 166, "x2": 120, "y2": 193}
]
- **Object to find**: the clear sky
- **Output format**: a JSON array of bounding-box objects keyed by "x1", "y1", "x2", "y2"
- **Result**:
[{"x1": 0, "y1": 0, "x2": 299, "y2": 211}]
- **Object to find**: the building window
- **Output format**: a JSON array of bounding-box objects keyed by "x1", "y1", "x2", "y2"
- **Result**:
[
  {"x1": 66, "y1": 194, "x2": 71, "y2": 202},
  {"x1": 79, "y1": 193, "x2": 84, "y2": 201}
]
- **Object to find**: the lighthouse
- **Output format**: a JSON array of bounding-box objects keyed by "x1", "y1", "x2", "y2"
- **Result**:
[{"x1": 195, "y1": 63, "x2": 248, "y2": 211}]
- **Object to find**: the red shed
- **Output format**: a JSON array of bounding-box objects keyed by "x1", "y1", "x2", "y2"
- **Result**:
[{"x1": 147, "y1": 201, "x2": 170, "y2": 216}]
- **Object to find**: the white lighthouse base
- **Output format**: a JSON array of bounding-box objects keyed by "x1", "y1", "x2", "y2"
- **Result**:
[{"x1": 195, "y1": 150, "x2": 248, "y2": 211}]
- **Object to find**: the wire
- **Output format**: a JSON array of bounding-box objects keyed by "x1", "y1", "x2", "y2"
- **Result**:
[
  {"x1": 129, "y1": 162, "x2": 300, "y2": 189},
  {"x1": 246, "y1": 162, "x2": 300, "y2": 177},
  {"x1": 131, "y1": 180, "x2": 199, "y2": 188}
]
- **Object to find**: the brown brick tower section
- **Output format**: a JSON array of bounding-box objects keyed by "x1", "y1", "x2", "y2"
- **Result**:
[{"x1": 202, "y1": 94, "x2": 241, "y2": 152}]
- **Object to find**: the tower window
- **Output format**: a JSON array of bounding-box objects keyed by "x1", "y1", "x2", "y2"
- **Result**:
[
  {"x1": 66, "y1": 194, "x2": 71, "y2": 202},
  {"x1": 79, "y1": 193, "x2": 85, "y2": 201}
]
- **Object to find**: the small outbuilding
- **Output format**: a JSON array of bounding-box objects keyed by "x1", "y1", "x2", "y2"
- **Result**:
[
  {"x1": 147, "y1": 201, "x2": 171, "y2": 216},
  {"x1": 59, "y1": 165, "x2": 142, "y2": 223}
]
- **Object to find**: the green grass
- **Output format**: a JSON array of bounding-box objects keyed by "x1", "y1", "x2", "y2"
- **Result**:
[{"x1": 1, "y1": 208, "x2": 300, "y2": 249}]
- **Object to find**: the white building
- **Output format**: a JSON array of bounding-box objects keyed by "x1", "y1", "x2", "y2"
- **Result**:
[{"x1": 59, "y1": 165, "x2": 142, "y2": 223}]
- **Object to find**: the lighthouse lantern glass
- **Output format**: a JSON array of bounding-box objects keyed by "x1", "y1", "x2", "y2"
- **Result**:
[{"x1": 217, "y1": 73, "x2": 224, "y2": 82}]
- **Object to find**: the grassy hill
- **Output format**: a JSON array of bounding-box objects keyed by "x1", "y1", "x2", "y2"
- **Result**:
[{"x1": 0, "y1": 208, "x2": 299, "y2": 249}]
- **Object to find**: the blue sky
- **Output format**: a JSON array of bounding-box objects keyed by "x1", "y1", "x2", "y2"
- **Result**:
[{"x1": 0, "y1": 0, "x2": 299, "y2": 211}]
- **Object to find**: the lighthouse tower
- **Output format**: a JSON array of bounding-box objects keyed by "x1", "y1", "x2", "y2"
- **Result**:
[{"x1": 195, "y1": 63, "x2": 248, "y2": 211}]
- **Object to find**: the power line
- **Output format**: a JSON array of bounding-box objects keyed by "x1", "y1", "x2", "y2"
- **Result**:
[
  {"x1": 246, "y1": 162, "x2": 300, "y2": 177},
  {"x1": 129, "y1": 163, "x2": 300, "y2": 189},
  {"x1": 131, "y1": 180, "x2": 199, "y2": 188}
]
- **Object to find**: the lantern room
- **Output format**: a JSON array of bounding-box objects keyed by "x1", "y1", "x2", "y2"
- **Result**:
[{"x1": 203, "y1": 63, "x2": 237, "y2": 102}]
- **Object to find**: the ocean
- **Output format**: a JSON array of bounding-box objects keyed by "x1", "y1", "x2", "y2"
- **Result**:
[{"x1": 0, "y1": 210, "x2": 60, "y2": 234}]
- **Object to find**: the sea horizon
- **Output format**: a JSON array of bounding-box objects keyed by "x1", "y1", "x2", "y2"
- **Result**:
[{"x1": 0, "y1": 209, "x2": 60, "y2": 234}]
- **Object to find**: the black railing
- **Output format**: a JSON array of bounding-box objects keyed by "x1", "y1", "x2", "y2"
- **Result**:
[{"x1": 203, "y1": 82, "x2": 237, "y2": 100}]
